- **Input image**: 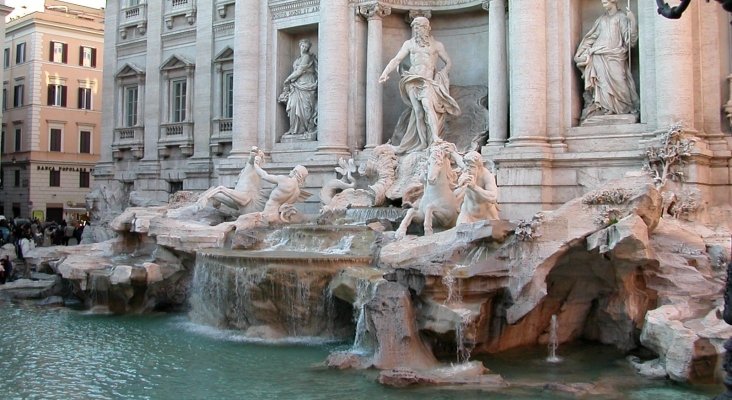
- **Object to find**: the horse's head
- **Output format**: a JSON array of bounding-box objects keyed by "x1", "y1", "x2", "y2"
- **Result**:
[{"x1": 427, "y1": 146, "x2": 447, "y2": 184}]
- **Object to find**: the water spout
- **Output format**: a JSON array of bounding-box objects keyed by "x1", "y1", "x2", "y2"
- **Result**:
[{"x1": 546, "y1": 314, "x2": 562, "y2": 363}]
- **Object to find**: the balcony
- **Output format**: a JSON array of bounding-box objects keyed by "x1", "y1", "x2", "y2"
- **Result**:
[
  {"x1": 210, "y1": 118, "x2": 233, "y2": 155},
  {"x1": 112, "y1": 126, "x2": 145, "y2": 151},
  {"x1": 119, "y1": 3, "x2": 147, "y2": 38},
  {"x1": 159, "y1": 122, "x2": 194, "y2": 157},
  {"x1": 165, "y1": 0, "x2": 196, "y2": 29}
]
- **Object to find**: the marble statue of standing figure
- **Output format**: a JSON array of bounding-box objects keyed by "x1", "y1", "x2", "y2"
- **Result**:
[
  {"x1": 574, "y1": 0, "x2": 639, "y2": 123},
  {"x1": 280, "y1": 38, "x2": 318, "y2": 137},
  {"x1": 379, "y1": 17, "x2": 460, "y2": 154},
  {"x1": 253, "y1": 160, "x2": 309, "y2": 223},
  {"x1": 454, "y1": 151, "x2": 499, "y2": 224}
]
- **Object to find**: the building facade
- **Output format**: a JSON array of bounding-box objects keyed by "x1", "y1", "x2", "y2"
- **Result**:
[
  {"x1": 0, "y1": 0, "x2": 14, "y2": 179},
  {"x1": 0, "y1": 1, "x2": 103, "y2": 223},
  {"x1": 97, "y1": 0, "x2": 732, "y2": 219}
]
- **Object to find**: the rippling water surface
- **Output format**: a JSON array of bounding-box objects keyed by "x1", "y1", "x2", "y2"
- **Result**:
[{"x1": 0, "y1": 303, "x2": 721, "y2": 400}]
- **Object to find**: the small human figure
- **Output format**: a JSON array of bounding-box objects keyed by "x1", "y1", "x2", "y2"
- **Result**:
[
  {"x1": 252, "y1": 160, "x2": 309, "y2": 224},
  {"x1": 454, "y1": 151, "x2": 499, "y2": 224},
  {"x1": 574, "y1": 0, "x2": 639, "y2": 122},
  {"x1": 379, "y1": 16, "x2": 460, "y2": 154},
  {"x1": 1, "y1": 255, "x2": 13, "y2": 282},
  {"x1": 279, "y1": 38, "x2": 318, "y2": 137}
]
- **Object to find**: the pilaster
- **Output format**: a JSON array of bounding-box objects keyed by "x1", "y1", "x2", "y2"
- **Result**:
[
  {"x1": 358, "y1": 2, "x2": 391, "y2": 150},
  {"x1": 231, "y1": 0, "x2": 261, "y2": 157}
]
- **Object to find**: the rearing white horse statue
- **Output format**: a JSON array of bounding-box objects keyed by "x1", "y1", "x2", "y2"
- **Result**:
[{"x1": 395, "y1": 140, "x2": 462, "y2": 239}]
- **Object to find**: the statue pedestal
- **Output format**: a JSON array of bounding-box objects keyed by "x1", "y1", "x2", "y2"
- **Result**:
[
  {"x1": 581, "y1": 114, "x2": 638, "y2": 127},
  {"x1": 280, "y1": 132, "x2": 317, "y2": 143}
]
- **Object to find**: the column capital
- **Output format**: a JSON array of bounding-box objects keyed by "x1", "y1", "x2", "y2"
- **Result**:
[
  {"x1": 357, "y1": 2, "x2": 391, "y2": 21},
  {"x1": 405, "y1": 9, "x2": 431, "y2": 24}
]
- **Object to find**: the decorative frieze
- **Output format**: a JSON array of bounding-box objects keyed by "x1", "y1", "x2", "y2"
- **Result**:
[
  {"x1": 269, "y1": 0, "x2": 320, "y2": 20},
  {"x1": 350, "y1": 0, "x2": 482, "y2": 10}
]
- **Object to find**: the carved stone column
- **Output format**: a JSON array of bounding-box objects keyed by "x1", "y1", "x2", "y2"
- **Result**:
[
  {"x1": 654, "y1": 6, "x2": 694, "y2": 129},
  {"x1": 484, "y1": 0, "x2": 508, "y2": 147},
  {"x1": 316, "y1": 0, "x2": 351, "y2": 156},
  {"x1": 359, "y1": 2, "x2": 391, "y2": 149},
  {"x1": 507, "y1": 0, "x2": 548, "y2": 147},
  {"x1": 231, "y1": 0, "x2": 260, "y2": 156}
]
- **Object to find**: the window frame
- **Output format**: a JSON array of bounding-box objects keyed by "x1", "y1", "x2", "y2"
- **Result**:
[
  {"x1": 78, "y1": 87, "x2": 92, "y2": 110},
  {"x1": 49, "y1": 128, "x2": 62, "y2": 152},
  {"x1": 124, "y1": 85, "x2": 139, "y2": 127},
  {"x1": 3, "y1": 48, "x2": 9, "y2": 68},
  {"x1": 15, "y1": 42, "x2": 25, "y2": 64},
  {"x1": 80, "y1": 46, "x2": 96, "y2": 68},
  {"x1": 223, "y1": 71, "x2": 234, "y2": 119},
  {"x1": 13, "y1": 128, "x2": 21, "y2": 152},
  {"x1": 48, "y1": 84, "x2": 68, "y2": 107},
  {"x1": 79, "y1": 170, "x2": 90, "y2": 188},
  {"x1": 50, "y1": 41, "x2": 68, "y2": 63},
  {"x1": 49, "y1": 169, "x2": 61, "y2": 188},
  {"x1": 13, "y1": 84, "x2": 23, "y2": 108},
  {"x1": 79, "y1": 130, "x2": 92, "y2": 154},
  {"x1": 170, "y1": 78, "x2": 187, "y2": 123}
]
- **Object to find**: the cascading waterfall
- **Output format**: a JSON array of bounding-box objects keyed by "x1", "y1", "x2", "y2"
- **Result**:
[
  {"x1": 351, "y1": 279, "x2": 381, "y2": 354},
  {"x1": 324, "y1": 235, "x2": 354, "y2": 255},
  {"x1": 547, "y1": 314, "x2": 562, "y2": 363},
  {"x1": 190, "y1": 252, "x2": 348, "y2": 339},
  {"x1": 442, "y1": 266, "x2": 462, "y2": 304},
  {"x1": 455, "y1": 308, "x2": 474, "y2": 363}
]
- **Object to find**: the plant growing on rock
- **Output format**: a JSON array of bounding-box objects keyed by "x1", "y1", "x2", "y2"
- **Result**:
[
  {"x1": 582, "y1": 188, "x2": 631, "y2": 206},
  {"x1": 515, "y1": 212, "x2": 545, "y2": 241},
  {"x1": 643, "y1": 124, "x2": 696, "y2": 189},
  {"x1": 595, "y1": 206, "x2": 624, "y2": 226}
]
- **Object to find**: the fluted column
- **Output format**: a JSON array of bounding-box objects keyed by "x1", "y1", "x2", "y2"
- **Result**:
[
  {"x1": 484, "y1": 0, "x2": 508, "y2": 147},
  {"x1": 654, "y1": 6, "x2": 694, "y2": 129},
  {"x1": 507, "y1": 0, "x2": 548, "y2": 147},
  {"x1": 316, "y1": 0, "x2": 351, "y2": 155},
  {"x1": 359, "y1": 2, "x2": 391, "y2": 149},
  {"x1": 231, "y1": 0, "x2": 260, "y2": 156}
]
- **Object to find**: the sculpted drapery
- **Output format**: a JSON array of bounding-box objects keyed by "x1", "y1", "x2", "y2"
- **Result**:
[{"x1": 574, "y1": 0, "x2": 639, "y2": 122}]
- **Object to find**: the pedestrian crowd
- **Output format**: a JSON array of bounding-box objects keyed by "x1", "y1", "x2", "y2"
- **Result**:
[{"x1": 0, "y1": 216, "x2": 86, "y2": 284}]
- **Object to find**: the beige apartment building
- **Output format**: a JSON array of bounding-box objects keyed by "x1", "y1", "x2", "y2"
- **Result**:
[{"x1": 1, "y1": 1, "x2": 103, "y2": 223}]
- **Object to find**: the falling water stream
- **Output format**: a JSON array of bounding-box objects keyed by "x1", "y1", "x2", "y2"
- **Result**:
[{"x1": 547, "y1": 314, "x2": 562, "y2": 363}]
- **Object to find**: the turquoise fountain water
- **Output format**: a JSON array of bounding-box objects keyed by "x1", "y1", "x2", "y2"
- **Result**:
[{"x1": 0, "y1": 302, "x2": 720, "y2": 400}]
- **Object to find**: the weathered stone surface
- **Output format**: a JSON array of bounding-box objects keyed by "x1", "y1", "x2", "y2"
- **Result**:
[
  {"x1": 380, "y1": 220, "x2": 514, "y2": 268},
  {"x1": 0, "y1": 276, "x2": 61, "y2": 300},
  {"x1": 377, "y1": 361, "x2": 505, "y2": 388},
  {"x1": 366, "y1": 282, "x2": 439, "y2": 370}
]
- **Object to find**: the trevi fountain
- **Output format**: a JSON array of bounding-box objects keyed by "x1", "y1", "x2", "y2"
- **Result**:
[{"x1": 2, "y1": 0, "x2": 732, "y2": 398}]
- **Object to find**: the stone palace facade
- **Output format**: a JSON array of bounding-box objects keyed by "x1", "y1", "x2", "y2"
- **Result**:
[{"x1": 96, "y1": 0, "x2": 732, "y2": 219}]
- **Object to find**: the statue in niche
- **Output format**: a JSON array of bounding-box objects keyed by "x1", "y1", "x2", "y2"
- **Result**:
[
  {"x1": 454, "y1": 151, "x2": 500, "y2": 224},
  {"x1": 379, "y1": 16, "x2": 461, "y2": 154},
  {"x1": 279, "y1": 38, "x2": 318, "y2": 140},
  {"x1": 574, "y1": 0, "x2": 639, "y2": 124},
  {"x1": 253, "y1": 160, "x2": 310, "y2": 223}
]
